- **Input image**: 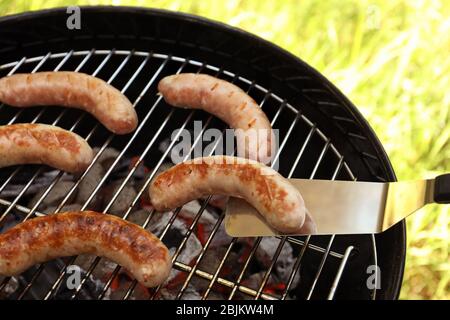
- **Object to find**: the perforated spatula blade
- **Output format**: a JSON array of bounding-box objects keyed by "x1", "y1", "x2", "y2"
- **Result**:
[{"x1": 224, "y1": 174, "x2": 450, "y2": 236}]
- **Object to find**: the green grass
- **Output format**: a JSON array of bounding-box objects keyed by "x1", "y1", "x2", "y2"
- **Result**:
[{"x1": 1, "y1": 0, "x2": 449, "y2": 300}]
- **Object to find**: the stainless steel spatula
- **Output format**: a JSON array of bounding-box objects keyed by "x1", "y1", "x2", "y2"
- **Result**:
[{"x1": 224, "y1": 174, "x2": 450, "y2": 236}]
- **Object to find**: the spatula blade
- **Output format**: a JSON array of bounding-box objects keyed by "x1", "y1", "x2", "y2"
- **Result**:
[{"x1": 224, "y1": 178, "x2": 431, "y2": 236}]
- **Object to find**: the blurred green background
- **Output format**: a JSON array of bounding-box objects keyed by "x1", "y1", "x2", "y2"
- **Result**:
[{"x1": 0, "y1": 0, "x2": 448, "y2": 300}]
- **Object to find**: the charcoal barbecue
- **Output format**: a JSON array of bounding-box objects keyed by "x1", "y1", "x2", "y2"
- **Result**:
[{"x1": 0, "y1": 6, "x2": 406, "y2": 300}]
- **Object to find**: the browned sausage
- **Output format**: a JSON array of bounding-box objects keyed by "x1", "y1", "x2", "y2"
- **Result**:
[
  {"x1": 0, "y1": 211, "x2": 171, "y2": 288},
  {"x1": 158, "y1": 73, "x2": 275, "y2": 163},
  {"x1": 0, "y1": 123, "x2": 93, "y2": 173},
  {"x1": 0, "y1": 72, "x2": 138, "y2": 134},
  {"x1": 149, "y1": 156, "x2": 306, "y2": 233}
]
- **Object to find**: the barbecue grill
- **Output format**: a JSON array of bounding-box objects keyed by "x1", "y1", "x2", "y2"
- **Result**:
[{"x1": 0, "y1": 6, "x2": 406, "y2": 300}]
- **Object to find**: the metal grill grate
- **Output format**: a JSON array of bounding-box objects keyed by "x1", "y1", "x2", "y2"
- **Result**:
[{"x1": 0, "y1": 50, "x2": 376, "y2": 300}]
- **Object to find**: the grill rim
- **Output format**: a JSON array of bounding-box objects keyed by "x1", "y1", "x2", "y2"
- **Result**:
[{"x1": 0, "y1": 6, "x2": 406, "y2": 299}]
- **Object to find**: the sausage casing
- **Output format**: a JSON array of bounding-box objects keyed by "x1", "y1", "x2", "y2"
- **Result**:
[
  {"x1": 158, "y1": 73, "x2": 275, "y2": 163},
  {"x1": 0, "y1": 123, "x2": 93, "y2": 173},
  {"x1": 0, "y1": 72, "x2": 138, "y2": 134},
  {"x1": 0, "y1": 211, "x2": 171, "y2": 288},
  {"x1": 149, "y1": 156, "x2": 306, "y2": 233}
]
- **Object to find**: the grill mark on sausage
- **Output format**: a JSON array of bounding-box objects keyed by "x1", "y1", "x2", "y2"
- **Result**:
[
  {"x1": 210, "y1": 82, "x2": 219, "y2": 91},
  {"x1": 247, "y1": 118, "x2": 257, "y2": 128}
]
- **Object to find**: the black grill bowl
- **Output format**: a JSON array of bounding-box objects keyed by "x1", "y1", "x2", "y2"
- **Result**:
[{"x1": 0, "y1": 6, "x2": 405, "y2": 300}]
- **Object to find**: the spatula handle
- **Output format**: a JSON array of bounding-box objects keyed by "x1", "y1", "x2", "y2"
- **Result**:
[{"x1": 434, "y1": 174, "x2": 450, "y2": 204}]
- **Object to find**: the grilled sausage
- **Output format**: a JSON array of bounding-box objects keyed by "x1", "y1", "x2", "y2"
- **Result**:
[
  {"x1": 0, "y1": 123, "x2": 93, "y2": 173},
  {"x1": 158, "y1": 73, "x2": 275, "y2": 163},
  {"x1": 149, "y1": 156, "x2": 306, "y2": 233},
  {"x1": 0, "y1": 72, "x2": 138, "y2": 134},
  {"x1": 0, "y1": 211, "x2": 171, "y2": 288}
]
